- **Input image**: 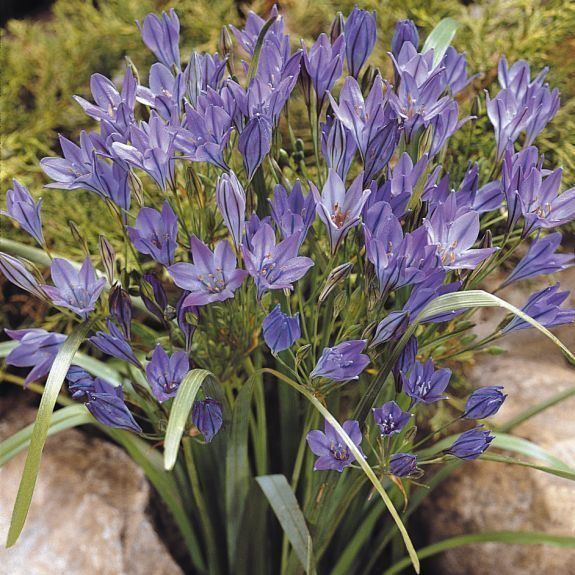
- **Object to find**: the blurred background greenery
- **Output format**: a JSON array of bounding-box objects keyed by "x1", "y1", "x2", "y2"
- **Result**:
[{"x1": 1, "y1": 0, "x2": 574, "y2": 258}]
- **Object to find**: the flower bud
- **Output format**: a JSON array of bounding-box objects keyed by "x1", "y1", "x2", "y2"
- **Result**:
[
  {"x1": 389, "y1": 453, "x2": 418, "y2": 477},
  {"x1": 216, "y1": 171, "x2": 246, "y2": 248},
  {"x1": 192, "y1": 398, "x2": 223, "y2": 442},
  {"x1": 109, "y1": 285, "x2": 133, "y2": 340},
  {"x1": 329, "y1": 12, "x2": 344, "y2": 43},
  {"x1": 319, "y1": 262, "x2": 353, "y2": 302},
  {"x1": 98, "y1": 234, "x2": 116, "y2": 286},
  {"x1": 464, "y1": 386, "x2": 506, "y2": 419}
]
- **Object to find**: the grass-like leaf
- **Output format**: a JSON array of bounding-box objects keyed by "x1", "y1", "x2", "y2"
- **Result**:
[
  {"x1": 422, "y1": 17, "x2": 460, "y2": 66},
  {"x1": 384, "y1": 531, "x2": 575, "y2": 575},
  {"x1": 256, "y1": 474, "x2": 315, "y2": 573},
  {"x1": 263, "y1": 368, "x2": 421, "y2": 574},
  {"x1": 6, "y1": 321, "x2": 91, "y2": 547},
  {"x1": 0, "y1": 404, "x2": 93, "y2": 466},
  {"x1": 164, "y1": 369, "x2": 214, "y2": 470}
]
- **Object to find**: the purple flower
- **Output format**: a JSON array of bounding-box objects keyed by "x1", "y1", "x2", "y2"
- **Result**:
[
  {"x1": 320, "y1": 116, "x2": 357, "y2": 180},
  {"x1": 242, "y1": 223, "x2": 314, "y2": 298},
  {"x1": 1, "y1": 179, "x2": 44, "y2": 245},
  {"x1": 311, "y1": 340, "x2": 369, "y2": 381},
  {"x1": 302, "y1": 33, "x2": 345, "y2": 108},
  {"x1": 138, "y1": 9, "x2": 181, "y2": 69},
  {"x1": 169, "y1": 236, "x2": 248, "y2": 306},
  {"x1": 312, "y1": 170, "x2": 370, "y2": 253},
  {"x1": 90, "y1": 320, "x2": 142, "y2": 369},
  {"x1": 174, "y1": 99, "x2": 233, "y2": 170},
  {"x1": 127, "y1": 201, "x2": 178, "y2": 266},
  {"x1": 109, "y1": 285, "x2": 132, "y2": 340},
  {"x1": 344, "y1": 7, "x2": 377, "y2": 78},
  {"x1": 389, "y1": 453, "x2": 418, "y2": 477},
  {"x1": 441, "y1": 46, "x2": 474, "y2": 95},
  {"x1": 454, "y1": 163, "x2": 503, "y2": 214},
  {"x1": 502, "y1": 283, "x2": 575, "y2": 333},
  {"x1": 42, "y1": 257, "x2": 106, "y2": 318},
  {"x1": 270, "y1": 180, "x2": 316, "y2": 245},
  {"x1": 176, "y1": 292, "x2": 199, "y2": 353},
  {"x1": 373, "y1": 401, "x2": 411, "y2": 436},
  {"x1": 401, "y1": 358, "x2": 451, "y2": 405},
  {"x1": 146, "y1": 344, "x2": 190, "y2": 403},
  {"x1": 192, "y1": 398, "x2": 223, "y2": 442},
  {"x1": 0, "y1": 252, "x2": 46, "y2": 300},
  {"x1": 464, "y1": 386, "x2": 507, "y2": 419},
  {"x1": 67, "y1": 367, "x2": 141, "y2": 433},
  {"x1": 391, "y1": 20, "x2": 419, "y2": 58},
  {"x1": 371, "y1": 311, "x2": 409, "y2": 346},
  {"x1": 262, "y1": 305, "x2": 301, "y2": 353},
  {"x1": 425, "y1": 205, "x2": 497, "y2": 270},
  {"x1": 307, "y1": 419, "x2": 363, "y2": 472},
  {"x1": 141, "y1": 273, "x2": 168, "y2": 322},
  {"x1": 112, "y1": 114, "x2": 175, "y2": 190},
  {"x1": 5, "y1": 328, "x2": 66, "y2": 385},
  {"x1": 445, "y1": 427, "x2": 494, "y2": 460},
  {"x1": 73, "y1": 68, "x2": 137, "y2": 133},
  {"x1": 502, "y1": 232, "x2": 574, "y2": 288},
  {"x1": 238, "y1": 114, "x2": 273, "y2": 180},
  {"x1": 216, "y1": 171, "x2": 246, "y2": 248}
]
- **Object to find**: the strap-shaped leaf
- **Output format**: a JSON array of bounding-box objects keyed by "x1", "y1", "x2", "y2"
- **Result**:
[
  {"x1": 6, "y1": 321, "x2": 91, "y2": 547},
  {"x1": 480, "y1": 452, "x2": 575, "y2": 481},
  {"x1": 263, "y1": 368, "x2": 421, "y2": 574},
  {"x1": 418, "y1": 290, "x2": 575, "y2": 363},
  {"x1": 256, "y1": 474, "x2": 315, "y2": 573},
  {"x1": 422, "y1": 17, "x2": 459, "y2": 66},
  {"x1": 384, "y1": 531, "x2": 575, "y2": 575},
  {"x1": 226, "y1": 374, "x2": 257, "y2": 562},
  {"x1": 0, "y1": 404, "x2": 93, "y2": 466},
  {"x1": 164, "y1": 369, "x2": 214, "y2": 470}
]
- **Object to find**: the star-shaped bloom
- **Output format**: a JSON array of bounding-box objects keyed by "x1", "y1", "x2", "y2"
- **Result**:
[{"x1": 307, "y1": 419, "x2": 364, "y2": 472}]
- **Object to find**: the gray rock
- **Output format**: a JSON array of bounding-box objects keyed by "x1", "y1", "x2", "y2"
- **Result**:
[
  {"x1": 421, "y1": 271, "x2": 575, "y2": 574},
  {"x1": 0, "y1": 404, "x2": 183, "y2": 575}
]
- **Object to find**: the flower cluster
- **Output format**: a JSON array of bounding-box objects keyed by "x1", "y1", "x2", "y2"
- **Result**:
[{"x1": 2, "y1": 7, "x2": 574, "y2": 550}]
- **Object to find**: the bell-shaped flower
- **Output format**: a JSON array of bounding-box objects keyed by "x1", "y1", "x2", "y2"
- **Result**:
[
  {"x1": 242, "y1": 223, "x2": 314, "y2": 298},
  {"x1": 138, "y1": 9, "x2": 181, "y2": 69},
  {"x1": 216, "y1": 171, "x2": 246, "y2": 248},
  {"x1": 90, "y1": 320, "x2": 142, "y2": 369},
  {"x1": 464, "y1": 386, "x2": 507, "y2": 419},
  {"x1": 502, "y1": 283, "x2": 575, "y2": 333},
  {"x1": 502, "y1": 232, "x2": 574, "y2": 288},
  {"x1": 425, "y1": 204, "x2": 497, "y2": 270},
  {"x1": 313, "y1": 170, "x2": 370, "y2": 253},
  {"x1": 307, "y1": 419, "x2": 364, "y2": 472},
  {"x1": 5, "y1": 328, "x2": 66, "y2": 385},
  {"x1": 270, "y1": 180, "x2": 316, "y2": 245},
  {"x1": 373, "y1": 401, "x2": 411, "y2": 436},
  {"x1": 401, "y1": 358, "x2": 451, "y2": 405},
  {"x1": 67, "y1": 367, "x2": 141, "y2": 433},
  {"x1": 262, "y1": 305, "x2": 301, "y2": 353},
  {"x1": 238, "y1": 114, "x2": 273, "y2": 180},
  {"x1": 1, "y1": 179, "x2": 44, "y2": 245},
  {"x1": 42, "y1": 257, "x2": 106, "y2": 318},
  {"x1": 146, "y1": 344, "x2": 190, "y2": 403},
  {"x1": 343, "y1": 7, "x2": 377, "y2": 78},
  {"x1": 445, "y1": 427, "x2": 494, "y2": 460},
  {"x1": 301, "y1": 33, "x2": 345, "y2": 109},
  {"x1": 320, "y1": 116, "x2": 357, "y2": 180},
  {"x1": 169, "y1": 236, "x2": 248, "y2": 306},
  {"x1": 192, "y1": 398, "x2": 223, "y2": 442},
  {"x1": 311, "y1": 340, "x2": 369, "y2": 381},
  {"x1": 127, "y1": 201, "x2": 178, "y2": 266}
]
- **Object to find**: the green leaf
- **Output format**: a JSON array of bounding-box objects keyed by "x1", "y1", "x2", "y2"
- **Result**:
[
  {"x1": 106, "y1": 428, "x2": 207, "y2": 573},
  {"x1": 247, "y1": 15, "x2": 278, "y2": 81},
  {"x1": 422, "y1": 17, "x2": 460, "y2": 66},
  {"x1": 256, "y1": 474, "x2": 315, "y2": 573},
  {"x1": 384, "y1": 531, "x2": 575, "y2": 575},
  {"x1": 226, "y1": 374, "x2": 257, "y2": 563},
  {"x1": 480, "y1": 453, "x2": 575, "y2": 481},
  {"x1": 263, "y1": 369, "x2": 421, "y2": 574},
  {"x1": 418, "y1": 290, "x2": 575, "y2": 363},
  {"x1": 6, "y1": 321, "x2": 91, "y2": 547},
  {"x1": 0, "y1": 404, "x2": 93, "y2": 466},
  {"x1": 164, "y1": 369, "x2": 215, "y2": 470}
]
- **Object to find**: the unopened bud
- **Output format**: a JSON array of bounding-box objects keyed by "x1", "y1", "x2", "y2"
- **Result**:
[
  {"x1": 98, "y1": 235, "x2": 115, "y2": 286},
  {"x1": 319, "y1": 262, "x2": 353, "y2": 302}
]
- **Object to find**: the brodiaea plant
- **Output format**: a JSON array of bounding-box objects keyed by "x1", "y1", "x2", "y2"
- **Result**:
[{"x1": 1, "y1": 6, "x2": 575, "y2": 574}]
